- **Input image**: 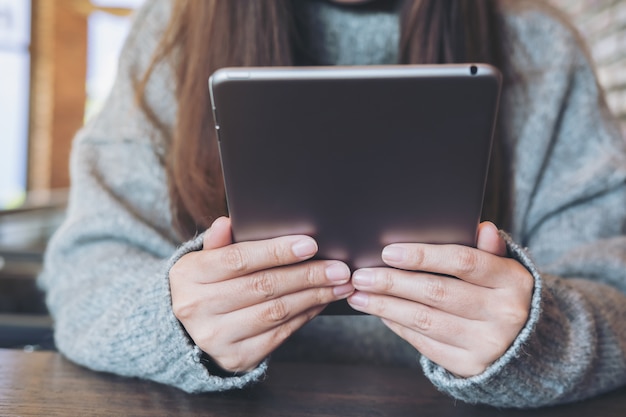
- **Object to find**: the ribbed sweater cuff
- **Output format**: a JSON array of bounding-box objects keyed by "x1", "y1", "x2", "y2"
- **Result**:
[
  {"x1": 420, "y1": 231, "x2": 547, "y2": 408},
  {"x1": 159, "y1": 233, "x2": 268, "y2": 392}
]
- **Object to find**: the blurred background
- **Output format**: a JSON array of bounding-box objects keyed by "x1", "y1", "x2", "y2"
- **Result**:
[
  {"x1": 0, "y1": 0, "x2": 624, "y2": 349},
  {"x1": 0, "y1": 0, "x2": 145, "y2": 349}
]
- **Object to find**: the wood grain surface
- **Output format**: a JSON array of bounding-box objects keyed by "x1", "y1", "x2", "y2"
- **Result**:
[{"x1": 1, "y1": 349, "x2": 624, "y2": 417}]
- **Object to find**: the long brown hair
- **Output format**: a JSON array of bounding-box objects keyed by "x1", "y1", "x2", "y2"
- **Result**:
[{"x1": 140, "y1": 0, "x2": 512, "y2": 239}]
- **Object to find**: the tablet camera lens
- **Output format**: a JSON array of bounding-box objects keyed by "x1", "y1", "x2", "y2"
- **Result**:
[{"x1": 470, "y1": 65, "x2": 478, "y2": 75}]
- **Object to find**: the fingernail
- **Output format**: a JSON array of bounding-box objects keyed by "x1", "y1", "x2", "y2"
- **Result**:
[
  {"x1": 333, "y1": 283, "x2": 354, "y2": 298},
  {"x1": 326, "y1": 262, "x2": 350, "y2": 282},
  {"x1": 382, "y1": 246, "x2": 406, "y2": 263},
  {"x1": 352, "y1": 270, "x2": 374, "y2": 286},
  {"x1": 292, "y1": 238, "x2": 318, "y2": 258},
  {"x1": 348, "y1": 292, "x2": 369, "y2": 307}
]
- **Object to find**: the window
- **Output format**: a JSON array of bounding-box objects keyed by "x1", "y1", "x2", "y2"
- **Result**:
[
  {"x1": 0, "y1": 0, "x2": 31, "y2": 209},
  {"x1": 85, "y1": 0, "x2": 146, "y2": 120},
  {"x1": 0, "y1": 0, "x2": 145, "y2": 206}
]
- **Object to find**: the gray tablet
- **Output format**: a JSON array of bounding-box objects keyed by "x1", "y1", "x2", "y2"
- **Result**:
[{"x1": 209, "y1": 65, "x2": 501, "y2": 314}]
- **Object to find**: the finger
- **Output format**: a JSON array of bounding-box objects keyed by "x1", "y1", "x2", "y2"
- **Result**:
[
  {"x1": 209, "y1": 305, "x2": 326, "y2": 373},
  {"x1": 351, "y1": 268, "x2": 489, "y2": 320},
  {"x1": 179, "y1": 234, "x2": 320, "y2": 284},
  {"x1": 205, "y1": 260, "x2": 352, "y2": 313},
  {"x1": 381, "y1": 243, "x2": 510, "y2": 288},
  {"x1": 203, "y1": 217, "x2": 233, "y2": 250},
  {"x1": 347, "y1": 291, "x2": 477, "y2": 348},
  {"x1": 223, "y1": 283, "x2": 354, "y2": 343},
  {"x1": 476, "y1": 222, "x2": 507, "y2": 257},
  {"x1": 381, "y1": 318, "x2": 490, "y2": 378}
]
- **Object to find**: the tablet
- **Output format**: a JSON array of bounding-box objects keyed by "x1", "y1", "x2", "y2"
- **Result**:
[{"x1": 209, "y1": 64, "x2": 501, "y2": 314}]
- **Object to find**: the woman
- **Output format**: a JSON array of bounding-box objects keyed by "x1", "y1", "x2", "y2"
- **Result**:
[{"x1": 40, "y1": 0, "x2": 626, "y2": 408}]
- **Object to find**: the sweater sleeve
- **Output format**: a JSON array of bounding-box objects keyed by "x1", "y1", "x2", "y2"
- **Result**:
[
  {"x1": 38, "y1": 0, "x2": 266, "y2": 392},
  {"x1": 420, "y1": 8, "x2": 626, "y2": 408}
]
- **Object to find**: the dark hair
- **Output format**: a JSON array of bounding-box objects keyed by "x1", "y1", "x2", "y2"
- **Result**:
[{"x1": 140, "y1": 0, "x2": 512, "y2": 239}]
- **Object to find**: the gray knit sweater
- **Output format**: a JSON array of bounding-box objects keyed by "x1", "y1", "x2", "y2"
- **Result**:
[{"x1": 39, "y1": 0, "x2": 626, "y2": 408}]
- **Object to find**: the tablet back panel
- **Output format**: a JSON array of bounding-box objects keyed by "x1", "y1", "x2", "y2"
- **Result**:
[{"x1": 210, "y1": 65, "x2": 501, "y2": 314}]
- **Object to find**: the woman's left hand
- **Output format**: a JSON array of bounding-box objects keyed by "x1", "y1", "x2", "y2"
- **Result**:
[{"x1": 347, "y1": 222, "x2": 534, "y2": 377}]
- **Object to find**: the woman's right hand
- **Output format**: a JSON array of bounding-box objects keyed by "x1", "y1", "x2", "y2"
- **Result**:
[{"x1": 169, "y1": 217, "x2": 354, "y2": 373}]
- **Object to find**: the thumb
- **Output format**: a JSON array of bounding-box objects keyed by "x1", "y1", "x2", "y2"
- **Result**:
[
  {"x1": 476, "y1": 221, "x2": 507, "y2": 257},
  {"x1": 202, "y1": 216, "x2": 233, "y2": 250}
]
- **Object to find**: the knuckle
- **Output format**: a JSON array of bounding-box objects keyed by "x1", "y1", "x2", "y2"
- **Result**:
[
  {"x1": 455, "y1": 247, "x2": 480, "y2": 276},
  {"x1": 168, "y1": 260, "x2": 184, "y2": 281},
  {"x1": 502, "y1": 301, "x2": 530, "y2": 327},
  {"x1": 303, "y1": 263, "x2": 319, "y2": 287},
  {"x1": 172, "y1": 295, "x2": 199, "y2": 322},
  {"x1": 195, "y1": 326, "x2": 218, "y2": 350},
  {"x1": 271, "y1": 324, "x2": 294, "y2": 347},
  {"x1": 251, "y1": 272, "x2": 276, "y2": 299},
  {"x1": 266, "y1": 242, "x2": 287, "y2": 265},
  {"x1": 221, "y1": 246, "x2": 248, "y2": 272},
  {"x1": 380, "y1": 269, "x2": 396, "y2": 292},
  {"x1": 171, "y1": 299, "x2": 196, "y2": 321},
  {"x1": 313, "y1": 287, "x2": 329, "y2": 305},
  {"x1": 412, "y1": 308, "x2": 433, "y2": 331},
  {"x1": 407, "y1": 246, "x2": 426, "y2": 267},
  {"x1": 260, "y1": 299, "x2": 289, "y2": 323},
  {"x1": 424, "y1": 279, "x2": 447, "y2": 304},
  {"x1": 216, "y1": 351, "x2": 246, "y2": 373},
  {"x1": 482, "y1": 332, "x2": 511, "y2": 359},
  {"x1": 169, "y1": 253, "x2": 196, "y2": 281},
  {"x1": 517, "y1": 269, "x2": 535, "y2": 294}
]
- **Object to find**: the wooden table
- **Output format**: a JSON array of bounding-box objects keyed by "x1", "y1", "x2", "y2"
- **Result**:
[{"x1": 1, "y1": 349, "x2": 625, "y2": 416}]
